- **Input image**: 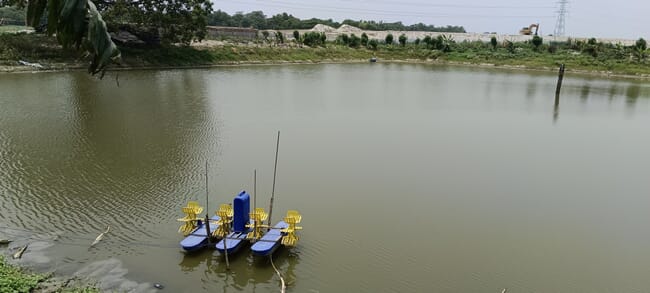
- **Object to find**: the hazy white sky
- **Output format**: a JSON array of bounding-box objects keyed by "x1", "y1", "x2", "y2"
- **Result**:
[{"x1": 214, "y1": 0, "x2": 648, "y2": 39}]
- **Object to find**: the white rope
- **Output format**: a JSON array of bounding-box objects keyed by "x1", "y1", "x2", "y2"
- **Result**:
[{"x1": 270, "y1": 255, "x2": 286, "y2": 293}]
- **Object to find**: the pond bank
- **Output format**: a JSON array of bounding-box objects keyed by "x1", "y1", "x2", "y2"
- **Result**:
[
  {"x1": 3, "y1": 58, "x2": 648, "y2": 81},
  {"x1": 1, "y1": 34, "x2": 649, "y2": 79},
  {"x1": 0, "y1": 255, "x2": 99, "y2": 293}
]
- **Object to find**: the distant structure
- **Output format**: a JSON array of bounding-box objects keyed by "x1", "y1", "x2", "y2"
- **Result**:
[
  {"x1": 206, "y1": 26, "x2": 258, "y2": 40},
  {"x1": 554, "y1": 0, "x2": 568, "y2": 37}
]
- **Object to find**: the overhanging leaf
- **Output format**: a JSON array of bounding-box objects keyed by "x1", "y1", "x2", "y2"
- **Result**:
[{"x1": 26, "y1": 0, "x2": 121, "y2": 76}]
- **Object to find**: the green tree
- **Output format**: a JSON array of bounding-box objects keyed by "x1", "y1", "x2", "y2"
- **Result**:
[
  {"x1": 636, "y1": 38, "x2": 647, "y2": 51},
  {"x1": 532, "y1": 35, "x2": 543, "y2": 51},
  {"x1": 302, "y1": 31, "x2": 325, "y2": 47},
  {"x1": 244, "y1": 10, "x2": 266, "y2": 29},
  {"x1": 275, "y1": 31, "x2": 284, "y2": 44},
  {"x1": 587, "y1": 38, "x2": 597, "y2": 46},
  {"x1": 336, "y1": 33, "x2": 349, "y2": 45},
  {"x1": 423, "y1": 35, "x2": 432, "y2": 48},
  {"x1": 320, "y1": 32, "x2": 326, "y2": 45},
  {"x1": 398, "y1": 34, "x2": 407, "y2": 46},
  {"x1": 414, "y1": 38, "x2": 421, "y2": 45},
  {"x1": 490, "y1": 36, "x2": 497, "y2": 50},
  {"x1": 633, "y1": 38, "x2": 647, "y2": 62},
  {"x1": 262, "y1": 31, "x2": 270, "y2": 42},
  {"x1": 207, "y1": 9, "x2": 232, "y2": 26},
  {"x1": 368, "y1": 39, "x2": 378, "y2": 50},
  {"x1": 98, "y1": 0, "x2": 213, "y2": 45},
  {"x1": 10, "y1": 0, "x2": 120, "y2": 76},
  {"x1": 436, "y1": 34, "x2": 454, "y2": 52},
  {"x1": 292, "y1": 30, "x2": 300, "y2": 42},
  {"x1": 385, "y1": 33, "x2": 393, "y2": 45},
  {"x1": 348, "y1": 33, "x2": 360, "y2": 48},
  {"x1": 361, "y1": 32, "x2": 368, "y2": 47}
]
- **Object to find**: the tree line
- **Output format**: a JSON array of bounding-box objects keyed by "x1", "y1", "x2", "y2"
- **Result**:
[{"x1": 208, "y1": 10, "x2": 465, "y2": 33}]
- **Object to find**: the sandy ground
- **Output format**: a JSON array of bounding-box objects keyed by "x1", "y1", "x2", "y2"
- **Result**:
[{"x1": 272, "y1": 25, "x2": 638, "y2": 46}]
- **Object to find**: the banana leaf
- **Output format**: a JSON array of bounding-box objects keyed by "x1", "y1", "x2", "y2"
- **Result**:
[{"x1": 26, "y1": 0, "x2": 121, "y2": 76}]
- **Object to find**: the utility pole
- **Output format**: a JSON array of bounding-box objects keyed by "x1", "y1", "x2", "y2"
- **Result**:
[{"x1": 554, "y1": 0, "x2": 568, "y2": 37}]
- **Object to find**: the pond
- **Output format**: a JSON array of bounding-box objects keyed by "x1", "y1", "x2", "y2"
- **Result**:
[{"x1": 1, "y1": 63, "x2": 650, "y2": 292}]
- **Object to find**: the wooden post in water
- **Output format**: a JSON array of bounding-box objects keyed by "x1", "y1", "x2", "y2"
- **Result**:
[
  {"x1": 223, "y1": 235, "x2": 230, "y2": 270},
  {"x1": 555, "y1": 64, "x2": 565, "y2": 105}
]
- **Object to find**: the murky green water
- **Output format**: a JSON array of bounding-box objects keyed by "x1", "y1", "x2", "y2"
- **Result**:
[{"x1": 1, "y1": 64, "x2": 650, "y2": 292}]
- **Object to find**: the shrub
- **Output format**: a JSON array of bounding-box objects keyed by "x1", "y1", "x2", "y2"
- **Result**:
[
  {"x1": 336, "y1": 33, "x2": 350, "y2": 45},
  {"x1": 423, "y1": 35, "x2": 432, "y2": 48},
  {"x1": 532, "y1": 35, "x2": 543, "y2": 50},
  {"x1": 302, "y1": 32, "x2": 325, "y2": 47},
  {"x1": 368, "y1": 39, "x2": 378, "y2": 50},
  {"x1": 275, "y1": 31, "x2": 284, "y2": 44},
  {"x1": 361, "y1": 33, "x2": 368, "y2": 46},
  {"x1": 398, "y1": 34, "x2": 407, "y2": 46},
  {"x1": 349, "y1": 33, "x2": 361, "y2": 48},
  {"x1": 504, "y1": 40, "x2": 515, "y2": 53},
  {"x1": 636, "y1": 38, "x2": 647, "y2": 51},
  {"x1": 385, "y1": 33, "x2": 393, "y2": 45}
]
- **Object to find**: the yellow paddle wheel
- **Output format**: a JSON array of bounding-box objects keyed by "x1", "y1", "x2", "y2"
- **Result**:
[
  {"x1": 281, "y1": 210, "x2": 302, "y2": 247},
  {"x1": 246, "y1": 208, "x2": 269, "y2": 242},
  {"x1": 177, "y1": 201, "x2": 204, "y2": 236},
  {"x1": 213, "y1": 204, "x2": 233, "y2": 238}
]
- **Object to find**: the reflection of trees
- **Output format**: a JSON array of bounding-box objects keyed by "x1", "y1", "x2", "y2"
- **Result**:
[
  {"x1": 580, "y1": 84, "x2": 590, "y2": 101},
  {"x1": 608, "y1": 85, "x2": 620, "y2": 101},
  {"x1": 625, "y1": 84, "x2": 641, "y2": 106},
  {"x1": 525, "y1": 78, "x2": 538, "y2": 99}
]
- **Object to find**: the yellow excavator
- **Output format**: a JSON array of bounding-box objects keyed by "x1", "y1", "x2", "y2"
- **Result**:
[{"x1": 520, "y1": 23, "x2": 539, "y2": 35}]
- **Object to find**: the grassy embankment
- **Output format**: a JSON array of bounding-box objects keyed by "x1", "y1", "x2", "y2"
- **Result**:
[
  {"x1": 0, "y1": 25, "x2": 31, "y2": 33},
  {"x1": 1, "y1": 33, "x2": 649, "y2": 77},
  {"x1": 0, "y1": 255, "x2": 98, "y2": 293}
]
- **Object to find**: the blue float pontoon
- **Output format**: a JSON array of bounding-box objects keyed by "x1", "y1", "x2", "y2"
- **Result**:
[
  {"x1": 180, "y1": 215, "x2": 220, "y2": 252},
  {"x1": 250, "y1": 221, "x2": 289, "y2": 256}
]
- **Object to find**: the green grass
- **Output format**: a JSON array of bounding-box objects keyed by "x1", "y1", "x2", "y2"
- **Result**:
[
  {"x1": 0, "y1": 255, "x2": 100, "y2": 293},
  {"x1": 0, "y1": 255, "x2": 46, "y2": 293},
  {"x1": 0, "y1": 25, "x2": 32, "y2": 34},
  {"x1": 0, "y1": 33, "x2": 78, "y2": 64}
]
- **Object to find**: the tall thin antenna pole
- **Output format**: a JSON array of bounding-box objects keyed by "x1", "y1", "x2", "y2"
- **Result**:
[
  {"x1": 204, "y1": 160, "x2": 212, "y2": 244},
  {"x1": 205, "y1": 160, "x2": 209, "y2": 212},
  {"x1": 253, "y1": 169, "x2": 257, "y2": 241},
  {"x1": 267, "y1": 131, "x2": 280, "y2": 230},
  {"x1": 254, "y1": 169, "x2": 257, "y2": 212},
  {"x1": 554, "y1": 0, "x2": 568, "y2": 37}
]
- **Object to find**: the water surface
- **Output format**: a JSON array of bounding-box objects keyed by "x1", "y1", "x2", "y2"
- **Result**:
[{"x1": 1, "y1": 64, "x2": 650, "y2": 292}]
